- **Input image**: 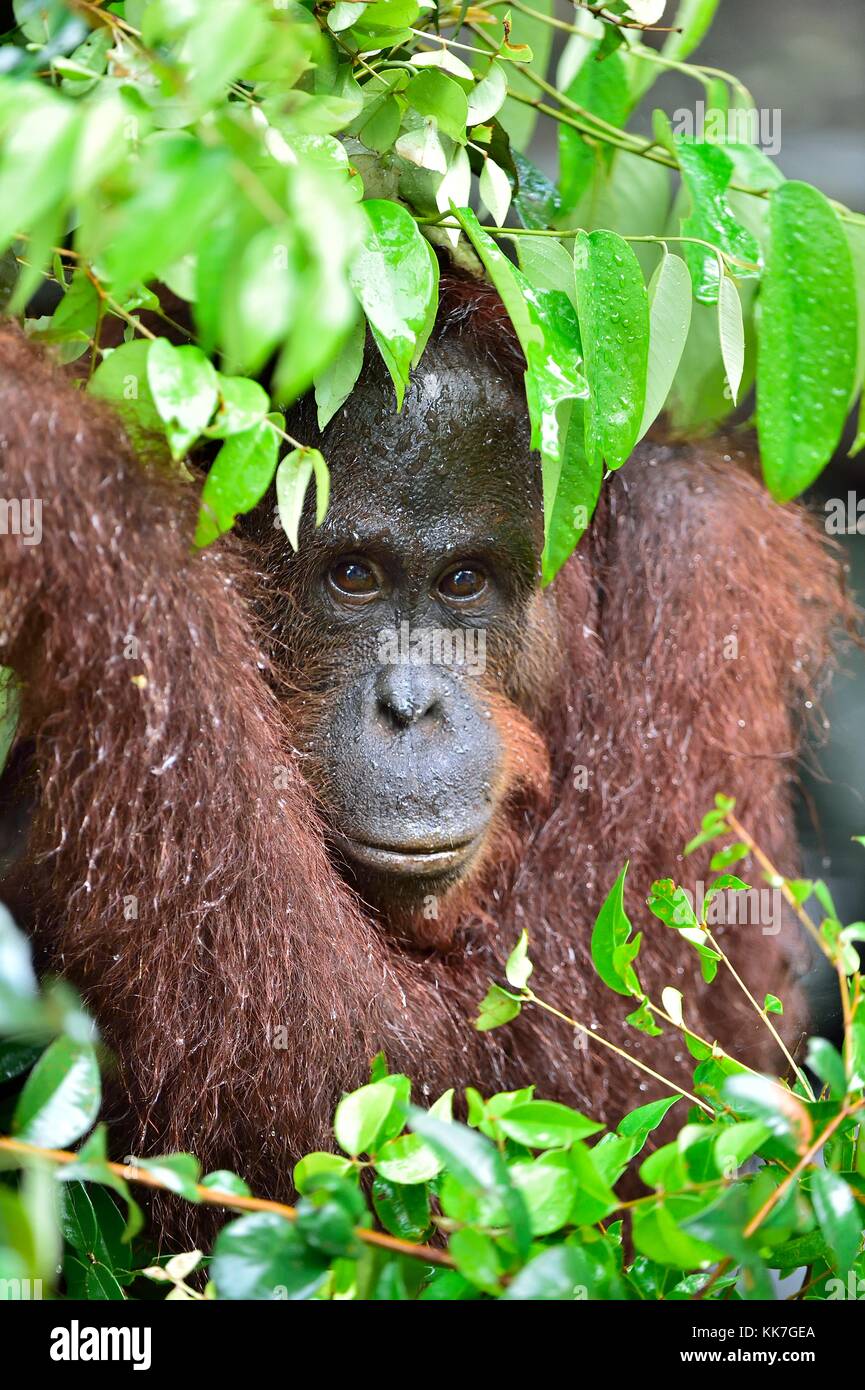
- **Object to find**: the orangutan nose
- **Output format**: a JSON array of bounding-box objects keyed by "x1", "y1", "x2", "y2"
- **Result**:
[{"x1": 374, "y1": 664, "x2": 447, "y2": 732}]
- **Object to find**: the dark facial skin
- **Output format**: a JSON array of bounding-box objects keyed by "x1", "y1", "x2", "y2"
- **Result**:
[{"x1": 255, "y1": 333, "x2": 551, "y2": 914}]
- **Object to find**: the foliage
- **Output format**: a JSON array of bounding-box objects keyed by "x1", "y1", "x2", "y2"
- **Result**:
[
  {"x1": 1, "y1": 0, "x2": 863, "y2": 1304},
  {"x1": 2, "y1": 802, "x2": 864, "y2": 1301},
  {"x1": 0, "y1": 0, "x2": 863, "y2": 582}
]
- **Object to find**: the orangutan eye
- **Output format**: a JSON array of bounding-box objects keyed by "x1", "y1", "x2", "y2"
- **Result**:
[
  {"x1": 328, "y1": 557, "x2": 382, "y2": 604},
  {"x1": 438, "y1": 564, "x2": 488, "y2": 603}
]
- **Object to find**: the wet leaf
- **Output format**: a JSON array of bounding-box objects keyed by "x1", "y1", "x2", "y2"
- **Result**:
[
  {"x1": 573, "y1": 229, "x2": 648, "y2": 469},
  {"x1": 757, "y1": 181, "x2": 858, "y2": 501}
]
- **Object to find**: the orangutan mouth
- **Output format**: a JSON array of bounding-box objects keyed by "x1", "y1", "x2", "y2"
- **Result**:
[{"x1": 334, "y1": 833, "x2": 483, "y2": 877}]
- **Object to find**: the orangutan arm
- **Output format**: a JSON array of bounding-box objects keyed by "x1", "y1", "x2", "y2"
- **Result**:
[{"x1": 0, "y1": 325, "x2": 380, "y2": 1202}]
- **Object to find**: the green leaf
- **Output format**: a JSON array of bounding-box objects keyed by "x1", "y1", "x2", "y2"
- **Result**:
[
  {"x1": 449, "y1": 1228, "x2": 502, "y2": 1293},
  {"x1": 714, "y1": 1120, "x2": 771, "y2": 1170},
  {"x1": 680, "y1": 1186, "x2": 772, "y2": 1294},
  {"x1": 581, "y1": 1132, "x2": 638, "y2": 1188},
  {"x1": 648, "y1": 884, "x2": 700, "y2": 928},
  {"x1": 441, "y1": 226, "x2": 590, "y2": 581},
  {"x1": 467, "y1": 60, "x2": 507, "y2": 126},
  {"x1": 86, "y1": 1264, "x2": 125, "y2": 1300},
  {"x1": 590, "y1": 863, "x2": 642, "y2": 997},
  {"x1": 674, "y1": 137, "x2": 762, "y2": 304},
  {"x1": 661, "y1": 986, "x2": 684, "y2": 1028},
  {"x1": 95, "y1": 135, "x2": 231, "y2": 296},
  {"x1": 757, "y1": 181, "x2": 858, "y2": 501},
  {"x1": 314, "y1": 315, "x2": 366, "y2": 431},
  {"x1": 626, "y1": 998, "x2": 664, "y2": 1036},
  {"x1": 407, "y1": 1107, "x2": 531, "y2": 1256},
  {"x1": 146, "y1": 339, "x2": 218, "y2": 460},
  {"x1": 348, "y1": 199, "x2": 436, "y2": 409},
  {"x1": 515, "y1": 281, "x2": 592, "y2": 580},
  {"x1": 448, "y1": 204, "x2": 539, "y2": 355},
  {"x1": 178, "y1": 0, "x2": 268, "y2": 110},
  {"x1": 806, "y1": 1037, "x2": 847, "y2": 1099},
  {"x1": 60, "y1": 1125, "x2": 144, "y2": 1241},
  {"x1": 479, "y1": 156, "x2": 512, "y2": 227},
  {"x1": 395, "y1": 120, "x2": 448, "y2": 175},
  {"x1": 0, "y1": 667, "x2": 19, "y2": 779},
  {"x1": 517, "y1": 236, "x2": 576, "y2": 302},
  {"x1": 135, "y1": 1154, "x2": 201, "y2": 1202},
  {"x1": 849, "y1": 1022, "x2": 865, "y2": 1090},
  {"x1": 541, "y1": 397, "x2": 602, "y2": 585},
  {"x1": 511, "y1": 1152, "x2": 578, "y2": 1235},
  {"x1": 405, "y1": 69, "x2": 468, "y2": 144},
  {"x1": 631, "y1": 2, "x2": 720, "y2": 104},
  {"x1": 411, "y1": 237, "x2": 440, "y2": 371},
  {"x1": 0, "y1": 92, "x2": 79, "y2": 253},
  {"x1": 618, "y1": 1095, "x2": 681, "y2": 1139},
  {"x1": 12, "y1": 1037, "x2": 100, "y2": 1148},
  {"x1": 557, "y1": 47, "x2": 630, "y2": 214},
  {"x1": 419, "y1": 1269, "x2": 478, "y2": 1301},
  {"x1": 638, "y1": 251, "x2": 692, "y2": 438},
  {"x1": 709, "y1": 841, "x2": 748, "y2": 871},
  {"x1": 717, "y1": 272, "x2": 745, "y2": 405},
  {"x1": 371, "y1": 1177, "x2": 431, "y2": 1241},
  {"x1": 500, "y1": 1244, "x2": 594, "y2": 1300},
  {"x1": 769, "y1": 1229, "x2": 832, "y2": 1275},
  {"x1": 567, "y1": 1138, "x2": 619, "y2": 1223},
  {"x1": 497, "y1": 1100, "x2": 604, "y2": 1148},
  {"x1": 810, "y1": 1169, "x2": 861, "y2": 1273},
  {"x1": 293, "y1": 1152, "x2": 355, "y2": 1196},
  {"x1": 88, "y1": 340, "x2": 168, "y2": 461},
  {"x1": 32, "y1": 268, "x2": 99, "y2": 354},
  {"x1": 295, "y1": 1182, "x2": 362, "y2": 1260},
  {"x1": 763, "y1": 993, "x2": 783, "y2": 1016},
  {"x1": 195, "y1": 419, "x2": 280, "y2": 548},
  {"x1": 200, "y1": 1170, "x2": 253, "y2": 1198},
  {"x1": 723, "y1": 1075, "x2": 812, "y2": 1150},
  {"x1": 505, "y1": 930, "x2": 533, "y2": 990},
  {"x1": 275, "y1": 447, "x2": 323, "y2": 551},
  {"x1": 353, "y1": 0, "x2": 420, "y2": 34},
  {"x1": 573, "y1": 230, "x2": 649, "y2": 469},
  {"x1": 513, "y1": 150, "x2": 558, "y2": 230},
  {"x1": 633, "y1": 1197, "x2": 724, "y2": 1269},
  {"x1": 661, "y1": 0, "x2": 721, "y2": 63},
  {"x1": 0, "y1": 901, "x2": 38, "y2": 1007},
  {"x1": 207, "y1": 375, "x2": 270, "y2": 439},
  {"x1": 220, "y1": 221, "x2": 297, "y2": 377},
  {"x1": 212, "y1": 1212, "x2": 329, "y2": 1300},
  {"x1": 474, "y1": 983, "x2": 522, "y2": 1032},
  {"x1": 358, "y1": 96, "x2": 401, "y2": 154},
  {"x1": 373, "y1": 1133, "x2": 442, "y2": 1185},
  {"x1": 0, "y1": 1039, "x2": 43, "y2": 1084},
  {"x1": 334, "y1": 1080, "x2": 397, "y2": 1156}
]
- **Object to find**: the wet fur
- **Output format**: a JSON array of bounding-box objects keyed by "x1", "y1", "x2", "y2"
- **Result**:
[{"x1": 0, "y1": 280, "x2": 851, "y2": 1245}]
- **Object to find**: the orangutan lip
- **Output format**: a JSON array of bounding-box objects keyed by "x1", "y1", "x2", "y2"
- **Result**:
[{"x1": 335, "y1": 834, "x2": 480, "y2": 876}]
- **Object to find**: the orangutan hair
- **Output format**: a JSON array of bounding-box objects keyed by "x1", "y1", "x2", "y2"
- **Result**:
[{"x1": 0, "y1": 286, "x2": 851, "y2": 1245}]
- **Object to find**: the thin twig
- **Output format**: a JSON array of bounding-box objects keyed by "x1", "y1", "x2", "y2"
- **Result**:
[
  {"x1": 0, "y1": 1136, "x2": 455, "y2": 1270},
  {"x1": 702, "y1": 926, "x2": 815, "y2": 1100},
  {"x1": 726, "y1": 812, "x2": 830, "y2": 962},
  {"x1": 743, "y1": 1100, "x2": 863, "y2": 1239},
  {"x1": 524, "y1": 991, "x2": 714, "y2": 1115}
]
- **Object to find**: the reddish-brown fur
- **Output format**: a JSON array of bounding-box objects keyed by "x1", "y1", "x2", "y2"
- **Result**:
[{"x1": 0, "y1": 285, "x2": 850, "y2": 1246}]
